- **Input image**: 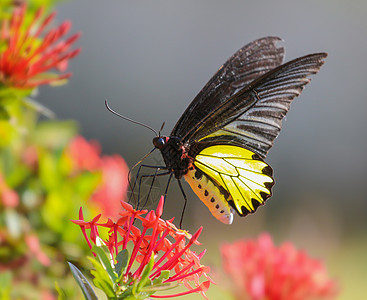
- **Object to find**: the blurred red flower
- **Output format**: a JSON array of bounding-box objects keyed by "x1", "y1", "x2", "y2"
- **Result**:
[
  {"x1": 25, "y1": 234, "x2": 51, "y2": 267},
  {"x1": 90, "y1": 155, "x2": 129, "y2": 220},
  {"x1": 73, "y1": 196, "x2": 212, "y2": 299},
  {"x1": 0, "y1": 173, "x2": 19, "y2": 207},
  {"x1": 67, "y1": 136, "x2": 101, "y2": 172},
  {"x1": 67, "y1": 136, "x2": 129, "y2": 220},
  {"x1": 0, "y1": 4, "x2": 80, "y2": 89},
  {"x1": 221, "y1": 234, "x2": 337, "y2": 300}
]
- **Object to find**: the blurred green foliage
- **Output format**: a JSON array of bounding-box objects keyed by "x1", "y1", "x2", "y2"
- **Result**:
[
  {"x1": 0, "y1": 1, "x2": 122, "y2": 299},
  {"x1": 0, "y1": 88, "x2": 104, "y2": 298},
  {"x1": 0, "y1": 0, "x2": 64, "y2": 15}
]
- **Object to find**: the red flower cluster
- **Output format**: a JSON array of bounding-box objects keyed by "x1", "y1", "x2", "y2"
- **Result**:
[
  {"x1": 0, "y1": 4, "x2": 80, "y2": 89},
  {"x1": 66, "y1": 136, "x2": 129, "y2": 220},
  {"x1": 221, "y1": 234, "x2": 337, "y2": 300},
  {"x1": 73, "y1": 196, "x2": 212, "y2": 299}
]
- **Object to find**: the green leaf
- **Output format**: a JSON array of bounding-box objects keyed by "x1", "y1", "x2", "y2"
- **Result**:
[
  {"x1": 0, "y1": 106, "x2": 9, "y2": 120},
  {"x1": 92, "y1": 244, "x2": 118, "y2": 283},
  {"x1": 88, "y1": 256, "x2": 116, "y2": 298},
  {"x1": 141, "y1": 271, "x2": 177, "y2": 294},
  {"x1": 22, "y1": 97, "x2": 56, "y2": 119},
  {"x1": 55, "y1": 281, "x2": 67, "y2": 300},
  {"x1": 0, "y1": 85, "x2": 32, "y2": 101},
  {"x1": 68, "y1": 262, "x2": 98, "y2": 300},
  {"x1": 141, "y1": 281, "x2": 179, "y2": 293},
  {"x1": 90, "y1": 270, "x2": 116, "y2": 298},
  {"x1": 0, "y1": 120, "x2": 17, "y2": 147},
  {"x1": 71, "y1": 172, "x2": 101, "y2": 199},
  {"x1": 136, "y1": 253, "x2": 154, "y2": 293},
  {"x1": 39, "y1": 152, "x2": 60, "y2": 190},
  {"x1": 32, "y1": 120, "x2": 77, "y2": 149},
  {"x1": 0, "y1": 271, "x2": 12, "y2": 300},
  {"x1": 152, "y1": 270, "x2": 170, "y2": 285},
  {"x1": 115, "y1": 249, "x2": 129, "y2": 277}
]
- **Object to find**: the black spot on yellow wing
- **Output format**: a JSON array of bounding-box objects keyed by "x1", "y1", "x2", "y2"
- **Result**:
[
  {"x1": 195, "y1": 169, "x2": 203, "y2": 179},
  {"x1": 184, "y1": 166, "x2": 234, "y2": 224}
]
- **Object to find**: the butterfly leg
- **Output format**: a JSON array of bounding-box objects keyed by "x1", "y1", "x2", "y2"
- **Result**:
[
  {"x1": 141, "y1": 167, "x2": 159, "y2": 209},
  {"x1": 137, "y1": 169, "x2": 171, "y2": 209},
  {"x1": 177, "y1": 179, "x2": 188, "y2": 229},
  {"x1": 128, "y1": 164, "x2": 168, "y2": 203},
  {"x1": 162, "y1": 173, "x2": 174, "y2": 207}
]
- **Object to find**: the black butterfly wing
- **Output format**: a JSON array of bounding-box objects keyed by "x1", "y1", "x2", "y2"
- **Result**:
[
  {"x1": 181, "y1": 52, "x2": 327, "y2": 222},
  {"x1": 171, "y1": 36, "x2": 285, "y2": 138},
  {"x1": 186, "y1": 52, "x2": 328, "y2": 158},
  {"x1": 166, "y1": 38, "x2": 326, "y2": 223}
]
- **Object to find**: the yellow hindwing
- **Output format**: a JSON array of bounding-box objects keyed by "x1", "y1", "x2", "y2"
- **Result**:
[{"x1": 193, "y1": 145, "x2": 274, "y2": 217}]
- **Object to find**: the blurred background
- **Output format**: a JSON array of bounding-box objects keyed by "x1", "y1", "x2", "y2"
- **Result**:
[{"x1": 39, "y1": 1, "x2": 366, "y2": 299}]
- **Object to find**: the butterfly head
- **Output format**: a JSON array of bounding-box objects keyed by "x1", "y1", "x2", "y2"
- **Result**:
[{"x1": 153, "y1": 136, "x2": 168, "y2": 150}]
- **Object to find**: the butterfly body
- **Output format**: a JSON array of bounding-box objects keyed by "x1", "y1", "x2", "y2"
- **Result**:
[
  {"x1": 153, "y1": 136, "x2": 192, "y2": 179},
  {"x1": 153, "y1": 136, "x2": 237, "y2": 224},
  {"x1": 150, "y1": 37, "x2": 327, "y2": 224}
]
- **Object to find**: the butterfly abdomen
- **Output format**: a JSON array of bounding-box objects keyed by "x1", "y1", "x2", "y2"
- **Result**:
[{"x1": 184, "y1": 167, "x2": 235, "y2": 224}]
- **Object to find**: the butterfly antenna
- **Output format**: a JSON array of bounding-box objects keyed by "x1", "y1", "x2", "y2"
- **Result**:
[
  {"x1": 105, "y1": 100, "x2": 158, "y2": 136},
  {"x1": 159, "y1": 122, "x2": 165, "y2": 136}
]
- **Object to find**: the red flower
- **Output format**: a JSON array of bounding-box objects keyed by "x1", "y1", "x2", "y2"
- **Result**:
[
  {"x1": 0, "y1": 4, "x2": 80, "y2": 89},
  {"x1": 72, "y1": 196, "x2": 212, "y2": 299},
  {"x1": 221, "y1": 234, "x2": 338, "y2": 300}
]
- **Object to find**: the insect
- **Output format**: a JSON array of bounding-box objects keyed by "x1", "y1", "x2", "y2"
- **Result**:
[{"x1": 109, "y1": 36, "x2": 327, "y2": 225}]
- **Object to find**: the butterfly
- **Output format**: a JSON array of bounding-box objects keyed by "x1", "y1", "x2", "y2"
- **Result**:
[{"x1": 149, "y1": 37, "x2": 327, "y2": 224}]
